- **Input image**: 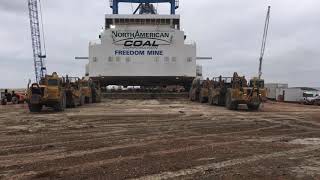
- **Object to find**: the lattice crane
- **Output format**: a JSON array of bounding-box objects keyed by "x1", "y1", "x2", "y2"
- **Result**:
[
  {"x1": 28, "y1": 0, "x2": 47, "y2": 83},
  {"x1": 258, "y1": 6, "x2": 271, "y2": 79}
]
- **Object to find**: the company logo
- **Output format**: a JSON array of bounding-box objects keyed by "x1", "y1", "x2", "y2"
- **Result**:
[{"x1": 112, "y1": 30, "x2": 173, "y2": 48}]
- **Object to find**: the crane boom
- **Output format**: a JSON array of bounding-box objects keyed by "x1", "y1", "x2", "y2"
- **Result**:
[
  {"x1": 258, "y1": 6, "x2": 271, "y2": 79},
  {"x1": 28, "y1": 0, "x2": 47, "y2": 83}
]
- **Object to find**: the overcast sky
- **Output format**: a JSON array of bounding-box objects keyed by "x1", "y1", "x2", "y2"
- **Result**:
[{"x1": 0, "y1": 0, "x2": 319, "y2": 88}]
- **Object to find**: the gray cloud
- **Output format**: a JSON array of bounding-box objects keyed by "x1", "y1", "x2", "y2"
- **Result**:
[
  {"x1": 0, "y1": 0, "x2": 27, "y2": 13},
  {"x1": 0, "y1": 0, "x2": 319, "y2": 88}
]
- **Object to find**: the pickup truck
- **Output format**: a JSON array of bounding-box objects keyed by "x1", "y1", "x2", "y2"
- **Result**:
[{"x1": 302, "y1": 95, "x2": 320, "y2": 105}]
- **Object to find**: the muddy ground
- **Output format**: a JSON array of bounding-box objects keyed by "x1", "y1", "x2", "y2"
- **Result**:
[{"x1": 0, "y1": 99, "x2": 319, "y2": 179}]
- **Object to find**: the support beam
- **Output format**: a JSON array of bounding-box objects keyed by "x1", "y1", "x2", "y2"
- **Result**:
[
  {"x1": 75, "y1": 57, "x2": 89, "y2": 60},
  {"x1": 171, "y1": 0, "x2": 175, "y2": 14},
  {"x1": 110, "y1": 0, "x2": 178, "y2": 14},
  {"x1": 196, "y1": 57, "x2": 213, "y2": 60}
]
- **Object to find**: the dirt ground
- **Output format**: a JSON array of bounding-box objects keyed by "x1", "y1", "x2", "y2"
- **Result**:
[{"x1": 0, "y1": 99, "x2": 320, "y2": 180}]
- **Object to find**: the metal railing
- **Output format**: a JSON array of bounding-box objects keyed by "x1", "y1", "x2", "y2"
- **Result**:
[{"x1": 110, "y1": 0, "x2": 179, "y2": 8}]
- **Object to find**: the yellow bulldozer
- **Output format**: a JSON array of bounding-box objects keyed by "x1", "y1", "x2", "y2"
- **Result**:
[
  {"x1": 208, "y1": 72, "x2": 266, "y2": 110},
  {"x1": 27, "y1": 72, "x2": 66, "y2": 112}
]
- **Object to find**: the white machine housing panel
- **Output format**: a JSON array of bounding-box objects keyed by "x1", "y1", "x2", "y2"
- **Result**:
[{"x1": 88, "y1": 14, "x2": 196, "y2": 80}]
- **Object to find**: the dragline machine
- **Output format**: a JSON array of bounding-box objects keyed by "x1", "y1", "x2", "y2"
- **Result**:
[
  {"x1": 28, "y1": 0, "x2": 47, "y2": 83},
  {"x1": 86, "y1": 0, "x2": 200, "y2": 89}
]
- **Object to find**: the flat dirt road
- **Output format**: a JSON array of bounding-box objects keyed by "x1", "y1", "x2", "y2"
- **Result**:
[{"x1": 0, "y1": 99, "x2": 320, "y2": 179}]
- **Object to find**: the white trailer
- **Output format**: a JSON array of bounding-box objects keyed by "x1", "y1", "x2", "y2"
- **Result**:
[
  {"x1": 275, "y1": 87, "x2": 319, "y2": 102},
  {"x1": 265, "y1": 83, "x2": 288, "y2": 100}
]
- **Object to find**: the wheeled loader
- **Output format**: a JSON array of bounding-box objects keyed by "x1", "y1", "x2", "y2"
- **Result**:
[
  {"x1": 27, "y1": 72, "x2": 66, "y2": 112},
  {"x1": 63, "y1": 76, "x2": 84, "y2": 108},
  {"x1": 208, "y1": 72, "x2": 266, "y2": 110}
]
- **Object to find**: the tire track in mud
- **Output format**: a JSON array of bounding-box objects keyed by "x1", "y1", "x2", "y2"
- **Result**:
[
  {"x1": 0, "y1": 115, "x2": 277, "y2": 154},
  {"x1": 0, "y1": 127, "x2": 278, "y2": 159},
  {"x1": 1, "y1": 100, "x2": 320, "y2": 179},
  {"x1": 0, "y1": 122, "x2": 281, "y2": 159},
  {"x1": 0, "y1": 113, "x2": 201, "y2": 139},
  {"x1": 257, "y1": 115, "x2": 320, "y2": 131},
  {"x1": 0, "y1": 115, "x2": 198, "y2": 146},
  {"x1": 0, "y1": 130, "x2": 305, "y2": 156},
  {"x1": 2, "y1": 124, "x2": 295, "y2": 168},
  {"x1": 0, "y1": 141, "x2": 152, "y2": 168},
  {"x1": 2, "y1": 127, "x2": 307, "y2": 177},
  {"x1": 1, "y1": 126, "x2": 281, "y2": 168},
  {"x1": 3, "y1": 139, "x2": 270, "y2": 179},
  {"x1": 135, "y1": 145, "x2": 320, "y2": 180}
]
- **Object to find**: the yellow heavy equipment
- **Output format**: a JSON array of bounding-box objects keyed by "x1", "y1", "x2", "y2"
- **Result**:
[
  {"x1": 27, "y1": 72, "x2": 66, "y2": 112},
  {"x1": 64, "y1": 76, "x2": 84, "y2": 108},
  {"x1": 80, "y1": 79, "x2": 93, "y2": 104},
  {"x1": 189, "y1": 78, "x2": 211, "y2": 103},
  {"x1": 189, "y1": 78, "x2": 201, "y2": 102},
  {"x1": 208, "y1": 72, "x2": 266, "y2": 110},
  {"x1": 91, "y1": 80, "x2": 102, "y2": 103},
  {"x1": 79, "y1": 78, "x2": 102, "y2": 103},
  {"x1": 199, "y1": 78, "x2": 211, "y2": 103}
]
